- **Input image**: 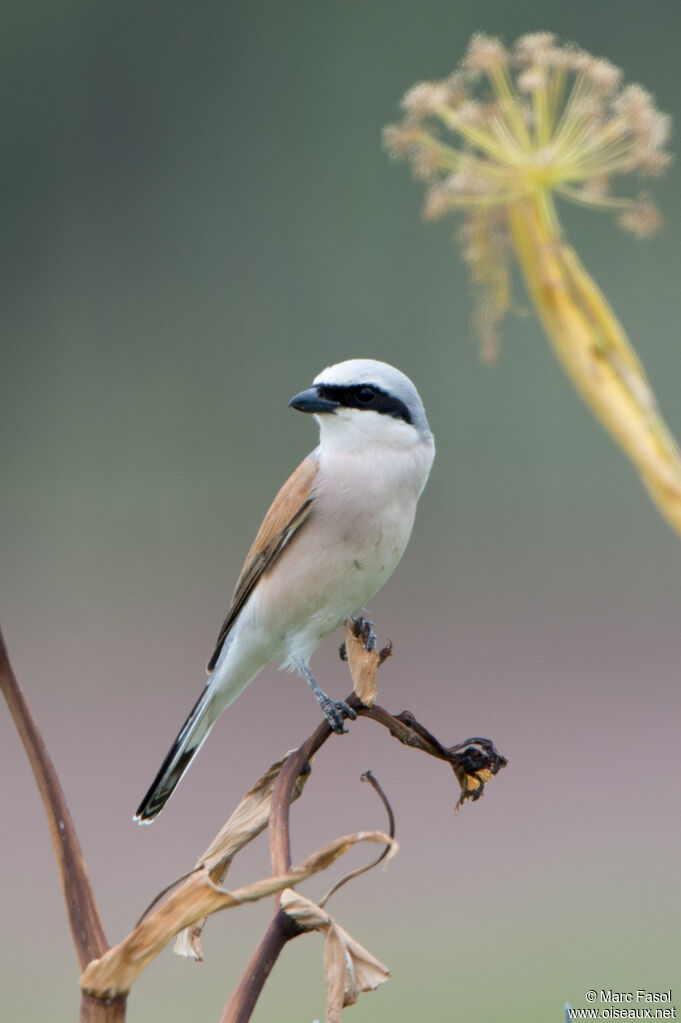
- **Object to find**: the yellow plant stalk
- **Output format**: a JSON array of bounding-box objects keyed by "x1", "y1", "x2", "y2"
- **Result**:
[
  {"x1": 509, "y1": 197, "x2": 681, "y2": 532},
  {"x1": 385, "y1": 32, "x2": 681, "y2": 535}
]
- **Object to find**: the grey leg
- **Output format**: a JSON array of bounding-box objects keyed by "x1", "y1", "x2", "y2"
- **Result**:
[{"x1": 294, "y1": 658, "x2": 357, "y2": 734}]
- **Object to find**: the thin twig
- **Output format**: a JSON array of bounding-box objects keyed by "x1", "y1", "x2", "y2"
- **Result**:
[{"x1": 319, "y1": 770, "x2": 395, "y2": 909}]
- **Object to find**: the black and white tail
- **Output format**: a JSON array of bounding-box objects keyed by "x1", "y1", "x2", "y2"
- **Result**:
[{"x1": 134, "y1": 685, "x2": 216, "y2": 824}]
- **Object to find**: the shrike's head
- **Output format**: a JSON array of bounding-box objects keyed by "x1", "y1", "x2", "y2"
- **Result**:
[{"x1": 289, "y1": 359, "x2": 432, "y2": 451}]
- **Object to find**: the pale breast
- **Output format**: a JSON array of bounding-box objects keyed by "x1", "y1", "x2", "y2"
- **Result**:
[{"x1": 256, "y1": 443, "x2": 429, "y2": 660}]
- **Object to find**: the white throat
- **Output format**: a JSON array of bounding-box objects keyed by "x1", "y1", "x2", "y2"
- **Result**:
[{"x1": 316, "y1": 407, "x2": 428, "y2": 456}]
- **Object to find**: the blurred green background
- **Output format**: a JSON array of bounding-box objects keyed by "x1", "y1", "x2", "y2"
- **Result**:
[{"x1": 2, "y1": 1, "x2": 680, "y2": 1021}]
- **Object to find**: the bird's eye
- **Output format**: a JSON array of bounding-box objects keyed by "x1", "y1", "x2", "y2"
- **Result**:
[{"x1": 356, "y1": 386, "x2": 377, "y2": 404}]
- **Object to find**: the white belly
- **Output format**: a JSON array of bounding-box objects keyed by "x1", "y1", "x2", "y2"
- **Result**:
[
  {"x1": 252, "y1": 447, "x2": 425, "y2": 664},
  {"x1": 254, "y1": 496, "x2": 411, "y2": 664},
  {"x1": 208, "y1": 430, "x2": 433, "y2": 708}
]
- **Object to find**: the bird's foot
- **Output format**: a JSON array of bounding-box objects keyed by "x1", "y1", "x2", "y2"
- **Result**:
[
  {"x1": 351, "y1": 615, "x2": 377, "y2": 653},
  {"x1": 318, "y1": 695, "x2": 357, "y2": 734},
  {"x1": 294, "y1": 657, "x2": 356, "y2": 735}
]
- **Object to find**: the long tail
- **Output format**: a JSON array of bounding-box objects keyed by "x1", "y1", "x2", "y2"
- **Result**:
[{"x1": 134, "y1": 685, "x2": 217, "y2": 824}]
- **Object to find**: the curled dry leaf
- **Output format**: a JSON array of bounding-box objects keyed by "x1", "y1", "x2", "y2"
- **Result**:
[
  {"x1": 455, "y1": 766, "x2": 494, "y2": 806},
  {"x1": 174, "y1": 752, "x2": 308, "y2": 960},
  {"x1": 280, "y1": 889, "x2": 391, "y2": 1023},
  {"x1": 80, "y1": 830, "x2": 394, "y2": 999},
  {"x1": 343, "y1": 619, "x2": 389, "y2": 707},
  {"x1": 377, "y1": 711, "x2": 507, "y2": 808},
  {"x1": 447, "y1": 737, "x2": 508, "y2": 808}
]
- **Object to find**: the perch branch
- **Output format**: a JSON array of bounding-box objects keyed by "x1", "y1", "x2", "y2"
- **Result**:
[
  {"x1": 219, "y1": 717, "x2": 332, "y2": 1023},
  {"x1": 218, "y1": 624, "x2": 506, "y2": 1022}
]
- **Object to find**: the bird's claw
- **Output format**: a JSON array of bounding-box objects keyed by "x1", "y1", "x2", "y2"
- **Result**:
[
  {"x1": 320, "y1": 697, "x2": 357, "y2": 734},
  {"x1": 351, "y1": 615, "x2": 377, "y2": 653}
]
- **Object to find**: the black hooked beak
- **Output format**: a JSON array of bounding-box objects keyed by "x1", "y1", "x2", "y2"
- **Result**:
[{"x1": 288, "y1": 386, "x2": 339, "y2": 415}]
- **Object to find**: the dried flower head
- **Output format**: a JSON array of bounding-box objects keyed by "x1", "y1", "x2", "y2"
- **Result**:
[
  {"x1": 388, "y1": 31, "x2": 671, "y2": 226},
  {"x1": 385, "y1": 32, "x2": 681, "y2": 541},
  {"x1": 463, "y1": 32, "x2": 510, "y2": 73},
  {"x1": 384, "y1": 32, "x2": 672, "y2": 355}
]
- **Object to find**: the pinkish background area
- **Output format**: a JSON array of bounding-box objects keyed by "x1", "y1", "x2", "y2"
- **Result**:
[{"x1": 1, "y1": 2, "x2": 680, "y2": 1021}]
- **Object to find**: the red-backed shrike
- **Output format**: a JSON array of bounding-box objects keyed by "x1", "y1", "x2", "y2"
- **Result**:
[{"x1": 135, "y1": 359, "x2": 434, "y2": 822}]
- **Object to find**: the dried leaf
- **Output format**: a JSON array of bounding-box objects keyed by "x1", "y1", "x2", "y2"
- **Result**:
[
  {"x1": 280, "y1": 889, "x2": 390, "y2": 1023},
  {"x1": 173, "y1": 752, "x2": 308, "y2": 959},
  {"x1": 447, "y1": 738, "x2": 505, "y2": 808},
  {"x1": 457, "y1": 766, "x2": 493, "y2": 806},
  {"x1": 344, "y1": 620, "x2": 379, "y2": 707},
  {"x1": 80, "y1": 830, "x2": 393, "y2": 999}
]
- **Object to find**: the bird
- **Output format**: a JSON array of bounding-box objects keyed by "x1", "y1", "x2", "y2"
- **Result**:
[{"x1": 134, "y1": 358, "x2": 435, "y2": 823}]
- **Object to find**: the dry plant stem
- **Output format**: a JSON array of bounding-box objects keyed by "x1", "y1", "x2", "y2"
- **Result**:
[
  {"x1": 509, "y1": 196, "x2": 681, "y2": 534},
  {"x1": 0, "y1": 630, "x2": 107, "y2": 967},
  {"x1": 218, "y1": 908, "x2": 304, "y2": 1023},
  {"x1": 2, "y1": 606, "x2": 503, "y2": 1022},
  {"x1": 0, "y1": 627, "x2": 126, "y2": 1022},
  {"x1": 2, "y1": 603, "x2": 504, "y2": 1022},
  {"x1": 269, "y1": 717, "x2": 333, "y2": 876},
  {"x1": 219, "y1": 719, "x2": 332, "y2": 1023},
  {"x1": 73, "y1": 616, "x2": 503, "y2": 1012},
  {"x1": 79, "y1": 994, "x2": 127, "y2": 1023},
  {"x1": 319, "y1": 771, "x2": 395, "y2": 909},
  {"x1": 220, "y1": 695, "x2": 504, "y2": 1023},
  {"x1": 386, "y1": 32, "x2": 679, "y2": 533}
]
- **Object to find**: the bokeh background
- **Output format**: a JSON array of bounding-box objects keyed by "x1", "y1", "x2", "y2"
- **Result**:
[{"x1": 2, "y1": 2, "x2": 680, "y2": 1021}]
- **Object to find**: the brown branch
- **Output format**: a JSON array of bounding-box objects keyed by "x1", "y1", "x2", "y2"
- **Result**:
[
  {"x1": 218, "y1": 614, "x2": 507, "y2": 1023},
  {"x1": 78, "y1": 994, "x2": 127, "y2": 1023},
  {"x1": 353, "y1": 700, "x2": 507, "y2": 804},
  {"x1": 217, "y1": 907, "x2": 302, "y2": 1023},
  {"x1": 0, "y1": 629, "x2": 107, "y2": 967},
  {"x1": 219, "y1": 683, "x2": 506, "y2": 1022},
  {"x1": 221, "y1": 769, "x2": 397, "y2": 1023},
  {"x1": 269, "y1": 718, "x2": 333, "y2": 875},
  {"x1": 0, "y1": 626, "x2": 126, "y2": 1021},
  {"x1": 219, "y1": 718, "x2": 333, "y2": 1023}
]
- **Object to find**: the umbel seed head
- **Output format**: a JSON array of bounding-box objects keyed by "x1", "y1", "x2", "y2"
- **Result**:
[
  {"x1": 385, "y1": 31, "x2": 671, "y2": 225},
  {"x1": 384, "y1": 31, "x2": 672, "y2": 359}
]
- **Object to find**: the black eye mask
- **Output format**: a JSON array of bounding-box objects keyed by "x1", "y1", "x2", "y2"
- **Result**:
[{"x1": 315, "y1": 383, "x2": 413, "y2": 424}]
